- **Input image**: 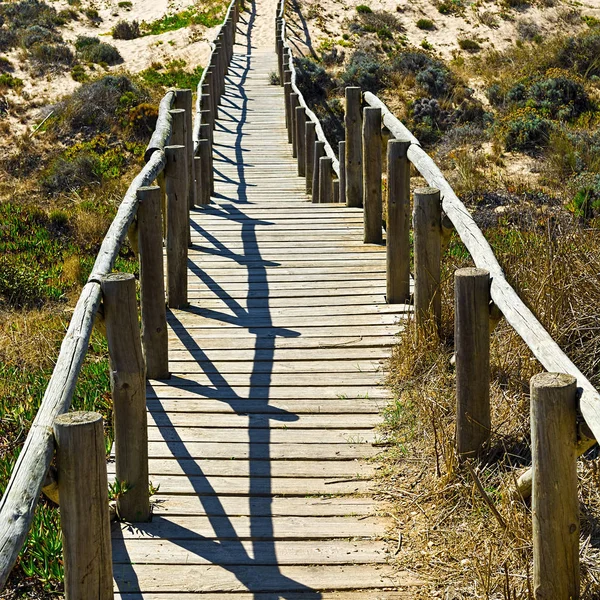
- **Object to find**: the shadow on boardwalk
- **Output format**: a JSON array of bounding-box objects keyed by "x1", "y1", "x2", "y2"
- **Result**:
[{"x1": 112, "y1": 2, "x2": 322, "y2": 597}]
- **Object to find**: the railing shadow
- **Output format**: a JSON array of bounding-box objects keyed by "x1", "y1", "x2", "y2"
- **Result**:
[{"x1": 113, "y1": 2, "x2": 322, "y2": 597}]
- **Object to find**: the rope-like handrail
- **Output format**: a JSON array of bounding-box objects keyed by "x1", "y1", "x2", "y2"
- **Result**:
[
  {"x1": 362, "y1": 90, "x2": 600, "y2": 448},
  {"x1": 279, "y1": 15, "x2": 340, "y2": 176}
]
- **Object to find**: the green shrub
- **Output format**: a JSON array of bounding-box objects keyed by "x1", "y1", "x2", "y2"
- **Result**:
[
  {"x1": 391, "y1": 51, "x2": 455, "y2": 97},
  {"x1": 340, "y1": 50, "x2": 387, "y2": 92},
  {"x1": 0, "y1": 0, "x2": 64, "y2": 31},
  {"x1": 416, "y1": 18, "x2": 435, "y2": 30},
  {"x1": 74, "y1": 35, "x2": 100, "y2": 50},
  {"x1": 458, "y1": 38, "x2": 481, "y2": 51},
  {"x1": 112, "y1": 19, "x2": 140, "y2": 40},
  {"x1": 356, "y1": 4, "x2": 373, "y2": 13},
  {"x1": 582, "y1": 15, "x2": 600, "y2": 27},
  {"x1": 0, "y1": 56, "x2": 12, "y2": 73},
  {"x1": 556, "y1": 30, "x2": 600, "y2": 77},
  {"x1": 76, "y1": 37, "x2": 123, "y2": 65},
  {"x1": 529, "y1": 73, "x2": 589, "y2": 119},
  {"x1": 437, "y1": 0, "x2": 463, "y2": 15},
  {"x1": 294, "y1": 56, "x2": 333, "y2": 102},
  {"x1": 126, "y1": 103, "x2": 158, "y2": 139},
  {"x1": 141, "y1": 4, "x2": 225, "y2": 35},
  {"x1": 84, "y1": 8, "x2": 102, "y2": 22},
  {"x1": 140, "y1": 59, "x2": 203, "y2": 89},
  {"x1": 20, "y1": 25, "x2": 60, "y2": 48},
  {"x1": 29, "y1": 43, "x2": 75, "y2": 72},
  {"x1": 118, "y1": 1, "x2": 133, "y2": 8},
  {"x1": 0, "y1": 29, "x2": 17, "y2": 51},
  {"x1": 40, "y1": 154, "x2": 101, "y2": 194},
  {"x1": 71, "y1": 64, "x2": 88, "y2": 82},
  {"x1": 0, "y1": 73, "x2": 24, "y2": 89},
  {"x1": 500, "y1": 107, "x2": 551, "y2": 151}
]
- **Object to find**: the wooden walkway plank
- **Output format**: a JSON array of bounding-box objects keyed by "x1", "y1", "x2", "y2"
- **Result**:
[{"x1": 111, "y1": 2, "x2": 415, "y2": 596}]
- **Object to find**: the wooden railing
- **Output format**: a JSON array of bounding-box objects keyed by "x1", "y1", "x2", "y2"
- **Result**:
[
  {"x1": 276, "y1": 3, "x2": 598, "y2": 594},
  {"x1": 0, "y1": 1, "x2": 240, "y2": 594}
]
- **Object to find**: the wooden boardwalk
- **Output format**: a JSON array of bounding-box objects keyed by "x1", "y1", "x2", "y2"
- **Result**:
[{"x1": 111, "y1": 2, "x2": 415, "y2": 597}]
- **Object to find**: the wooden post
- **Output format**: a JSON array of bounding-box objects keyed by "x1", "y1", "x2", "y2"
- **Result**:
[
  {"x1": 305, "y1": 121, "x2": 316, "y2": 196},
  {"x1": 386, "y1": 140, "x2": 411, "y2": 303},
  {"x1": 295, "y1": 106, "x2": 307, "y2": 177},
  {"x1": 206, "y1": 69, "x2": 217, "y2": 126},
  {"x1": 312, "y1": 141, "x2": 325, "y2": 204},
  {"x1": 284, "y1": 79, "x2": 292, "y2": 143},
  {"x1": 54, "y1": 411, "x2": 113, "y2": 600},
  {"x1": 198, "y1": 139, "x2": 211, "y2": 205},
  {"x1": 290, "y1": 93, "x2": 299, "y2": 158},
  {"x1": 345, "y1": 86, "x2": 363, "y2": 208},
  {"x1": 333, "y1": 179, "x2": 340, "y2": 203},
  {"x1": 363, "y1": 107, "x2": 382, "y2": 244},
  {"x1": 200, "y1": 122, "x2": 214, "y2": 194},
  {"x1": 101, "y1": 273, "x2": 150, "y2": 522},
  {"x1": 174, "y1": 89, "x2": 195, "y2": 209},
  {"x1": 338, "y1": 141, "x2": 346, "y2": 205},
  {"x1": 169, "y1": 108, "x2": 186, "y2": 147},
  {"x1": 319, "y1": 156, "x2": 333, "y2": 203},
  {"x1": 531, "y1": 372, "x2": 579, "y2": 600},
  {"x1": 201, "y1": 87, "x2": 213, "y2": 134},
  {"x1": 455, "y1": 268, "x2": 490, "y2": 458},
  {"x1": 165, "y1": 145, "x2": 188, "y2": 308},
  {"x1": 413, "y1": 187, "x2": 441, "y2": 335},
  {"x1": 137, "y1": 186, "x2": 169, "y2": 380}
]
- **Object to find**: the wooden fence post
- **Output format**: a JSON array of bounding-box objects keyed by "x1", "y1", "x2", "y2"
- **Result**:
[
  {"x1": 174, "y1": 89, "x2": 195, "y2": 209},
  {"x1": 333, "y1": 179, "x2": 340, "y2": 203},
  {"x1": 290, "y1": 93, "x2": 299, "y2": 158},
  {"x1": 206, "y1": 68, "x2": 217, "y2": 125},
  {"x1": 319, "y1": 156, "x2": 333, "y2": 203},
  {"x1": 531, "y1": 372, "x2": 579, "y2": 600},
  {"x1": 137, "y1": 186, "x2": 169, "y2": 380},
  {"x1": 201, "y1": 87, "x2": 214, "y2": 135},
  {"x1": 305, "y1": 121, "x2": 316, "y2": 196},
  {"x1": 363, "y1": 106, "x2": 382, "y2": 244},
  {"x1": 54, "y1": 411, "x2": 113, "y2": 600},
  {"x1": 338, "y1": 140, "x2": 346, "y2": 205},
  {"x1": 455, "y1": 267, "x2": 490, "y2": 458},
  {"x1": 413, "y1": 186, "x2": 441, "y2": 335},
  {"x1": 312, "y1": 141, "x2": 325, "y2": 204},
  {"x1": 284, "y1": 78, "x2": 292, "y2": 143},
  {"x1": 386, "y1": 139, "x2": 411, "y2": 303},
  {"x1": 198, "y1": 139, "x2": 211, "y2": 205},
  {"x1": 101, "y1": 273, "x2": 149, "y2": 522},
  {"x1": 199, "y1": 122, "x2": 214, "y2": 194},
  {"x1": 345, "y1": 86, "x2": 363, "y2": 208},
  {"x1": 295, "y1": 106, "x2": 307, "y2": 177},
  {"x1": 165, "y1": 144, "x2": 188, "y2": 308}
]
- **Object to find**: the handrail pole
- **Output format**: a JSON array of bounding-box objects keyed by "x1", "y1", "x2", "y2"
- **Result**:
[
  {"x1": 197, "y1": 141, "x2": 211, "y2": 206},
  {"x1": 101, "y1": 273, "x2": 150, "y2": 522},
  {"x1": 137, "y1": 186, "x2": 169, "y2": 379},
  {"x1": 174, "y1": 89, "x2": 195, "y2": 209},
  {"x1": 319, "y1": 156, "x2": 333, "y2": 203},
  {"x1": 305, "y1": 121, "x2": 316, "y2": 196},
  {"x1": 53, "y1": 411, "x2": 113, "y2": 599},
  {"x1": 531, "y1": 372, "x2": 579, "y2": 599},
  {"x1": 201, "y1": 85, "x2": 214, "y2": 133},
  {"x1": 386, "y1": 139, "x2": 410, "y2": 303},
  {"x1": 345, "y1": 87, "x2": 363, "y2": 208},
  {"x1": 362, "y1": 106, "x2": 382, "y2": 244},
  {"x1": 338, "y1": 141, "x2": 346, "y2": 205},
  {"x1": 455, "y1": 268, "x2": 491, "y2": 458},
  {"x1": 413, "y1": 186, "x2": 441, "y2": 336},
  {"x1": 169, "y1": 108, "x2": 190, "y2": 247},
  {"x1": 290, "y1": 93, "x2": 299, "y2": 157},
  {"x1": 283, "y1": 74, "x2": 292, "y2": 134},
  {"x1": 206, "y1": 68, "x2": 217, "y2": 128},
  {"x1": 295, "y1": 106, "x2": 307, "y2": 176},
  {"x1": 312, "y1": 141, "x2": 325, "y2": 204},
  {"x1": 200, "y1": 122, "x2": 214, "y2": 195},
  {"x1": 165, "y1": 144, "x2": 189, "y2": 309}
]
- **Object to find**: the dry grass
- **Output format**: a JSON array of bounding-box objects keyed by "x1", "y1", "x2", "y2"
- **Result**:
[{"x1": 379, "y1": 211, "x2": 600, "y2": 597}]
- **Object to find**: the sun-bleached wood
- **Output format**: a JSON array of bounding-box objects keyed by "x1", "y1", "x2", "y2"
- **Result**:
[
  {"x1": 339, "y1": 141, "x2": 346, "y2": 205},
  {"x1": 413, "y1": 187, "x2": 441, "y2": 335},
  {"x1": 53, "y1": 412, "x2": 113, "y2": 600},
  {"x1": 174, "y1": 89, "x2": 195, "y2": 208},
  {"x1": 312, "y1": 141, "x2": 325, "y2": 204},
  {"x1": 290, "y1": 93, "x2": 299, "y2": 157},
  {"x1": 165, "y1": 145, "x2": 188, "y2": 308},
  {"x1": 295, "y1": 106, "x2": 307, "y2": 177},
  {"x1": 193, "y1": 156, "x2": 202, "y2": 207},
  {"x1": 198, "y1": 139, "x2": 211, "y2": 205},
  {"x1": 531, "y1": 372, "x2": 579, "y2": 600},
  {"x1": 145, "y1": 91, "x2": 175, "y2": 161},
  {"x1": 455, "y1": 268, "x2": 490, "y2": 458},
  {"x1": 363, "y1": 107, "x2": 382, "y2": 244},
  {"x1": 284, "y1": 79, "x2": 292, "y2": 142},
  {"x1": 199, "y1": 123, "x2": 214, "y2": 194},
  {"x1": 345, "y1": 86, "x2": 363, "y2": 208},
  {"x1": 137, "y1": 186, "x2": 169, "y2": 380},
  {"x1": 320, "y1": 156, "x2": 333, "y2": 203},
  {"x1": 101, "y1": 273, "x2": 149, "y2": 522},
  {"x1": 305, "y1": 121, "x2": 316, "y2": 195},
  {"x1": 386, "y1": 140, "x2": 410, "y2": 303}
]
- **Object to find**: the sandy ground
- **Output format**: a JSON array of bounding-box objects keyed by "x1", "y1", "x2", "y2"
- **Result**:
[{"x1": 286, "y1": 0, "x2": 600, "y2": 60}]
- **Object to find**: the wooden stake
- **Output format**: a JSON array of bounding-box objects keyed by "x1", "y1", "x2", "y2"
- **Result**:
[
  {"x1": 362, "y1": 107, "x2": 382, "y2": 244},
  {"x1": 165, "y1": 145, "x2": 188, "y2": 308},
  {"x1": 413, "y1": 186, "x2": 441, "y2": 335},
  {"x1": 305, "y1": 121, "x2": 316, "y2": 196},
  {"x1": 333, "y1": 179, "x2": 340, "y2": 203},
  {"x1": 455, "y1": 267, "x2": 491, "y2": 458},
  {"x1": 54, "y1": 411, "x2": 113, "y2": 600},
  {"x1": 290, "y1": 93, "x2": 299, "y2": 158},
  {"x1": 295, "y1": 106, "x2": 307, "y2": 177},
  {"x1": 137, "y1": 186, "x2": 169, "y2": 380},
  {"x1": 531, "y1": 372, "x2": 579, "y2": 600},
  {"x1": 199, "y1": 122, "x2": 214, "y2": 194},
  {"x1": 386, "y1": 139, "x2": 411, "y2": 303},
  {"x1": 198, "y1": 139, "x2": 211, "y2": 205},
  {"x1": 312, "y1": 141, "x2": 325, "y2": 204},
  {"x1": 319, "y1": 156, "x2": 333, "y2": 203},
  {"x1": 345, "y1": 86, "x2": 363, "y2": 208},
  {"x1": 101, "y1": 273, "x2": 149, "y2": 522},
  {"x1": 338, "y1": 141, "x2": 346, "y2": 205},
  {"x1": 174, "y1": 89, "x2": 195, "y2": 209}
]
